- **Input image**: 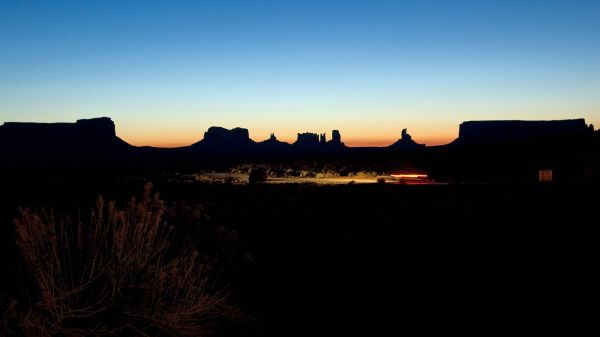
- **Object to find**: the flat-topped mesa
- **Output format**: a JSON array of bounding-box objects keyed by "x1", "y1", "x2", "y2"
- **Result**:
[
  {"x1": 294, "y1": 130, "x2": 346, "y2": 149},
  {"x1": 74, "y1": 117, "x2": 117, "y2": 139},
  {"x1": 0, "y1": 117, "x2": 119, "y2": 147},
  {"x1": 194, "y1": 126, "x2": 255, "y2": 150},
  {"x1": 294, "y1": 132, "x2": 320, "y2": 148},
  {"x1": 389, "y1": 128, "x2": 425, "y2": 149},
  {"x1": 457, "y1": 119, "x2": 591, "y2": 144}
]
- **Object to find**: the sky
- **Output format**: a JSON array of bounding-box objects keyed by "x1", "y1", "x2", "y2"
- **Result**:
[{"x1": 1, "y1": 0, "x2": 599, "y2": 147}]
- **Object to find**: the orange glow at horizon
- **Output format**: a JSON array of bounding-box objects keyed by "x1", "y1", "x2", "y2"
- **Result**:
[
  {"x1": 122, "y1": 135, "x2": 456, "y2": 148},
  {"x1": 344, "y1": 136, "x2": 454, "y2": 147},
  {"x1": 117, "y1": 118, "x2": 459, "y2": 148},
  {"x1": 117, "y1": 130, "x2": 457, "y2": 148}
]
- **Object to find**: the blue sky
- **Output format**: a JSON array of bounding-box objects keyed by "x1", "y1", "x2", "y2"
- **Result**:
[{"x1": 1, "y1": 0, "x2": 599, "y2": 146}]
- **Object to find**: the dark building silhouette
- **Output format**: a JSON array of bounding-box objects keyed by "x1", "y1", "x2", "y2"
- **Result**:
[{"x1": 456, "y1": 119, "x2": 591, "y2": 144}]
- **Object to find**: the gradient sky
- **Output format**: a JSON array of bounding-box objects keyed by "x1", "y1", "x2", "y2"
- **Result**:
[{"x1": 1, "y1": 0, "x2": 599, "y2": 147}]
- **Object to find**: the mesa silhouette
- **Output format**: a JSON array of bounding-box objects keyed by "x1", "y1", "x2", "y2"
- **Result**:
[
  {"x1": 454, "y1": 119, "x2": 593, "y2": 144},
  {"x1": 0, "y1": 117, "x2": 425, "y2": 157},
  {"x1": 0, "y1": 117, "x2": 597, "y2": 182}
]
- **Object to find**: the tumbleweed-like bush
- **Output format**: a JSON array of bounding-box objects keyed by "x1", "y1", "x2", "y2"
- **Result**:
[{"x1": 8, "y1": 183, "x2": 240, "y2": 336}]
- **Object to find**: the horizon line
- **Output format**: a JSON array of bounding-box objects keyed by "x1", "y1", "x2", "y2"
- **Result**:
[{"x1": 3, "y1": 116, "x2": 592, "y2": 149}]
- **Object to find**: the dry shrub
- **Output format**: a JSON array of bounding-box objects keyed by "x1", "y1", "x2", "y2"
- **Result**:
[{"x1": 8, "y1": 183, "x2": 240, "y2": 336}]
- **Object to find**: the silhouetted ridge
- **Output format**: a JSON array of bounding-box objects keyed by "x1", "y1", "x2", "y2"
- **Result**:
[
  {"x1": 389, "y1": 129, "x2": 425, "y2": 149},
  {"x1": 193, "y1": 126, "x2": 255, "y2": 151},
  {"x1": 258, "y1": 133, "x2": 291, "y2": 151},
  {"x1": 294, "y1": 132, "x2": 320, "y2": 149},
  {"x1": 293, "y1": 130, "x2": 347, "y2": 150},
  {"x1": 0, "y1": 117, "x2": 129, "y2": 150},
  {"x1": 2, "y1": 116, "x2": 598, "y2": 183},
  {"x1": 330, "y1": 130, "x2": 342, "y2": 144},
  {"x1": 326, "y1": 130, "x2": 345, "y2": 149},
  {"x1": 456, "y1": 119, "x2": 591, "y2": 144}
]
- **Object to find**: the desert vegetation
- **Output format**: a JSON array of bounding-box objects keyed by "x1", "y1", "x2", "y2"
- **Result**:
[
  {"x1": 3, "y1": 183, "x2": 241, "y2": 337},
  {"x1": 1, "y1": 175, "x2": 597, "y2": 336}
]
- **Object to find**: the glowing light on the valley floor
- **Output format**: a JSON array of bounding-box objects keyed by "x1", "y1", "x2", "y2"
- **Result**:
[{"x1": 390, "y1": 173, "x2": 429, "y2": 180}]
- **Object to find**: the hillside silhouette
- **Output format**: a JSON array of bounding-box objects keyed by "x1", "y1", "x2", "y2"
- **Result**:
[
  {"x1": 0, "y1": 117, "x2": 598, "y2": 182},
  {"x1": 455, "y1": 119, "x2": 592, "y2": 144}
]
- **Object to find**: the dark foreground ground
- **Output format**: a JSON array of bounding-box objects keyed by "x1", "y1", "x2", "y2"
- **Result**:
[{"x1": 0, "y1": 175, "x2": 596, "y2": 335}]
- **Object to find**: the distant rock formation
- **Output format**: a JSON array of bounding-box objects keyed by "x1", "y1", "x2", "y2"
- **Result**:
[
  {"x1": 1, "y1": 116, "x2": 597, "y2": 181},
  {"x1": 331, "y1": 130, "x2": 341, "y2": 144},
  {"x1": 294, "y1": 132, "x2": 320, "y2": 148},
  {"x1": 190, "y1": 127, "x2": 349, "y2": 153},
  {"x1": 389, "y1": 129, "x2": 425, "y2": 149},
  {"x1": 0, "y1": 117, "x2": 130, "y2": 151},
  {"x1": 203, "y1": 126, "x2": 252, "y2": 145},
  {"x1": 326, "y1": 129, "x2": 345, "y2": 148},
  {"x1": 456, "y1": 119, "x2": 592, "y2": 144},
  {"x1": 294, "y1": 130, "x2": 347, "y2": 150},
  {"x1": 258, "y1": 133, "x2": 291, "y2": 151},
  {"x1": 193, "y1": 126, "x2": 255, "y2": 150}
]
